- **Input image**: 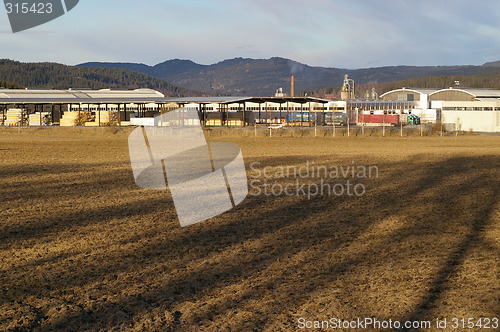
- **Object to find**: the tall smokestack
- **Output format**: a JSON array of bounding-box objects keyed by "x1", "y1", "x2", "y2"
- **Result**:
[{"x1": 290, "y1": 74, "x2": 295, "y2": 97}]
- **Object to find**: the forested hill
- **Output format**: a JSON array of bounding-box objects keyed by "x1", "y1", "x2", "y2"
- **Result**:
[
  {"x1": 0, "y1": 79, "x2": 23, "y2": 89},
  {"x1": 0, "y1": 59, "x2": 200, "y2": 96},
  {"x1": 4, "y1": 58, "x2": 500, "y2": 98},
  {"x1": 362, "y1": 70, "x2": 500, "y2": 92},
  {"x1": 79, "y1": 57, "x2": 500, "y2": 96}
]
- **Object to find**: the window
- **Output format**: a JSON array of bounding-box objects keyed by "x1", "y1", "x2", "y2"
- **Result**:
[{"x1": 397, "y1": 94, "x2": 414, "y2": 101}]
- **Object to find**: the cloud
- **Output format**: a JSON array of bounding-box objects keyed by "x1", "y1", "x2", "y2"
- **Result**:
[{"x1": 0, "y1": 0, "x2": 498, "y2": 67}]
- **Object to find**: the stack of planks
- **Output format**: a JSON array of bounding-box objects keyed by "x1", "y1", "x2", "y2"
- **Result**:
[
  {"x1": 4, "y1": 109, "x2": 24, "y2": 126},
  {"x1": 84, "y1": 111, "x2": 112, "y2": 126},
  {"x1": 28, "y1": 112, "x2": 51, "y2": 126},
  {"x1": 60, "y1": 111, "x2": 91, "y2": 126}
]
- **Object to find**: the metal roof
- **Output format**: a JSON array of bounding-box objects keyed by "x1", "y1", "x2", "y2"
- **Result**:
[
  {"x1": 380, "y1": 88, "x2": 440, "y2": 98},
  {"x1": 430, "y1": 88, "x2": 500, "y2": 98},
  {"x1": 381, "y1": 87, "x2": 500, "y2": 100},
  {"x1": 241, "y1": 96, "x2": 331, "y2": 104},
  {"x1": 158, "y1": 96, "x2": 332, "y2": 104},
  {"x1": 0, "y1": 92, "x2": 331, "y2": 105},
  {"x1": 0, "y1": 98, "x2": 171, "y2": 104},
  {"x1": 476, "y1": 98, "x2": 499, "y2": 102},
  {"x1": 164, "y1": 96, "x2": 252, "y2": 104},
  {"x1": 0, "y1": 88, "x2": 166, "y2": 104}
]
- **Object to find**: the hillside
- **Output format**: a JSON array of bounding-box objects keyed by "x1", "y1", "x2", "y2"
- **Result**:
[
  {"x1": 0, "y1": 59, "x2": 200, "y2": 97},
  {"x1": 482, "y1": 60, "x2": 500, "y2": 68},
  {"x1": 78, "y1": 57, "x2": 500, "y2": 96},
  {"x1": 4, "y1": 57, "x2": 500, "y2": 98}
]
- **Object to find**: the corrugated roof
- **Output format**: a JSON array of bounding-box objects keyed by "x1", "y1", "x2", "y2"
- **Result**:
[
  {"x1": 447, "y1": 88, "x2": 500, "y2": 98},
  {"x1": 382, "y1": 87, "x2": 500, "y2": 100},
  {"x1": 476, "y1": 98, "x2": 499, "y2": 102},
  {"x1": 164, "y1": 97, "x2": 252, "y2": 103},
  {"x1": 163, "y1": 96, "x2": 333, "y2": 104},
  {"x1": 0, "y1": 94, "x2": 343, "y2": 105},
  {"x1": 0, "y1": 98, "x2": 170, "y2": 104},
  {"x1": 0, "y1": 88, "x2": 165, "y2": 104},
  {"x1": 380, "y1": 88, "x2": 440, "y2": 98}
]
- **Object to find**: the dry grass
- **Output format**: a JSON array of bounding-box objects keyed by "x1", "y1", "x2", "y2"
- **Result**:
[{"x1": 0, "y1": 127, "x2": 499, "y2": 331}]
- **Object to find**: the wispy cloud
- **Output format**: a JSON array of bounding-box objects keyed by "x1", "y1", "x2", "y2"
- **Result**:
[{"x1": 0, "y1": 0, "x2": 498, "y2": 67}]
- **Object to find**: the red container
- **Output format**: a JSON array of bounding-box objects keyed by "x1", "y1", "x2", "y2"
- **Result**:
[{"x1": 358, "y1": 114, "x2": 399, "y2": 124}]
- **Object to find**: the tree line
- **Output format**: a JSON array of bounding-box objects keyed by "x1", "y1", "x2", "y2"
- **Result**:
[{"x1": 0, "y1": 59, "x2": 200, "y2": 96}]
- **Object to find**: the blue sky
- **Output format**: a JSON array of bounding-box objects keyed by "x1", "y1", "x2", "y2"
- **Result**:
[{"x1": 1, "y1": 0, "x2": 500, "y2": 68}]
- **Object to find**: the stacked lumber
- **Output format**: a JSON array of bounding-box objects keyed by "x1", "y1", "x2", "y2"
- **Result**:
[
  {"x1": 28, "y1": 112, "x2": 51, "y2": 126},
  {"x1": 226, "y1": 120, "x2": 244, "y2": 127},
  {"x1": 60, "y1": 111, "x2": 90, "y2": 126},
  {"x1": 4, "y1": 109, "x2": 24, "y2": 126},
  {"x1": 60, "y1": 112, "x2": 79, "y2": 126},
  {"x1": 83, "y1": 111, "x2": 115, "y2": 126},
  {"x1": 95, "y1": 111, "x2": 112, "y2": 125},
  {"x1": 206, "y1": 119, "x2": 222, "y2": 126}
]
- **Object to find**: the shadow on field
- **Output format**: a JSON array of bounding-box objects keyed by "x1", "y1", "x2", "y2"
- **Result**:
[
  {"x1": 1, "y1": 154, "x2": 499, "y2": 331},
  {"x1": 401, "y1": 156, "x2": 499, "y2": 329},
  {"x1": 0, "y1": 162, "x2": 168, "y2": 244}
]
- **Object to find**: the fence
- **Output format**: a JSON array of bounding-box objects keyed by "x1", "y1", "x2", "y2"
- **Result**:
[{"x1": 203, "y1": 124, "x2": 462, "y2": 138}]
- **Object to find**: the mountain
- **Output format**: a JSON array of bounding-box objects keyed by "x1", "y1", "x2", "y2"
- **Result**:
[
  {"x1": 78, "y1": 57, "x2": 500, "y2": 96},
  {"x1": 482, "y1": 60, "x2": 500, "y2": 68},
  {"x1": 80, "y1": 59, "x2": 204, "y2": 79},
  {"x1": 152, "y1": 59, "x2": 205, "y2": 78},
  {"x1": 79, "y1": 57, "x2": 345, "y2": 95},
  {"x1": 0, "y1": 59, "x2": 200, "y2": 96},
  {"x1": 76, "y1": 62, "x2": 154, "y2": 75},
  {"x1": 4, "y1": 57, "x2": 500, "y2": 98}
]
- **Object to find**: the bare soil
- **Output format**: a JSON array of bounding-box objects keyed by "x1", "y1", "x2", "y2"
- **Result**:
[{"x1": 0, "y1": 128, "x2": 498, "y2": 331}]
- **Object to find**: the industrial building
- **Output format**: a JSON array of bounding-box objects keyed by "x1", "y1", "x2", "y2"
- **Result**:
[
  {"x1": 1, "y1": 85, "x2": 499, "y2": 132},
  {"x1": 0, "y1": 88, "x2": 351, "y2": 127},
  {"x1": 380, "y1": 87, "x2": 500, "y2": 132},
  {"x1": 0, "y1": 88, "x2": 165, "y2": 127}
]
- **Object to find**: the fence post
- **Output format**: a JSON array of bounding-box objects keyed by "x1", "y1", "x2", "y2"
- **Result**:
[{"x1": 361, "y1": 112, "x2": 365, "y2": 135}]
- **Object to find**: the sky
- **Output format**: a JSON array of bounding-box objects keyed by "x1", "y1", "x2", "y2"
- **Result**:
[{"x1": 1, "y1": 0, "x2": 500, "y2": 68}]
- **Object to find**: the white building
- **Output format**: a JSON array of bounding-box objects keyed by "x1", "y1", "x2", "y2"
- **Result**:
[{"x1": 381, "y1": 87, "x2": 500, "y2": 132}]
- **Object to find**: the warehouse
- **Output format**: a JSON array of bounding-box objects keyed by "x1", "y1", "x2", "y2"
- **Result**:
[
  {"x1": 162, "y1": 96, "x2": 339, "y2": 127},
  {"x1": 0, "y1": 88, "x2": 166, "y2": 126},
  {"x1": 157, "y1": 96, "x2": 417, "y2": 127},
  {"x1": 381, "y1": 87, "x2": 500, "y2": 132},
  {"x1": 0, "y1": 89, "x2": 348, "y2": 127}
]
